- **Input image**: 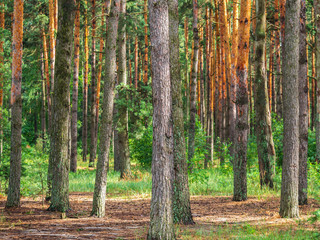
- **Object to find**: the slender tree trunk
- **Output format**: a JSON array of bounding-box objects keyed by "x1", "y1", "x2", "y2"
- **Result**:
[
  {"x1": 0, "y1": 5, "x2": 4, "y2": 159},
  {"x1": 229, "y1": 0, "x2": 239, "y2": 158},
  {"x1": 82, "y1": 0, "x2": 89, "y2": 162},
  {"x1": 49, "y1": 0, "x2": 55, "y2": 129},
  {"x1": 40, "y1": 52, "x2": 46, "y2": 149},
  {"x1": 6, "y1": 0, "x2": 23, "y2": 208},
  {"x1": 48, "y1": 0, "x2": 75, "y2": 212},
  {"x1": 279, "y1": 0, "x2": 300, "y2": 218},
  {"x1": 89, "y1": 0, "x2": 97, "y2": 167},
  {"x1": 275, "y1": 0, "x2": 281, "y2": 119},
  {"x1": 70, "y1": 1, "x2": 80, "y2": 173},
  {"x1": 134, "y1": 32, "x2": 138, "y2": 89},
  {"x1": 188, "y1": 0, "x2": 199, "y2": 167},
  {"x1": 143, "y1": 0, "x2": 148, "y2": 84},
  {"x1": 233, "y1": 0, "x2": 251, "y2": 202},
  {"x1": 184, "y1": 17, "x2": 189, "y2": 123},
  {"x1": 254, "y1": 0, "x2": 276, "y2": 189},
  {"x1": 91, "y1": 0, "x2": 119, "y2": 218},
  {"x1": 169, "y1": 0, "x2": 194, "y2": 225},
  {"x1": 116, "y1": 0, "x2": 130, "y2": 178},
  {"x1": 316, "y1": 0, "x2": 320, "y2": 162},
  {"x1": 147, "y1": 0, "x2": 175, "y2": 238},
  {"x1": 298, "y1": 0, "x2": 308, "y2": 206}
]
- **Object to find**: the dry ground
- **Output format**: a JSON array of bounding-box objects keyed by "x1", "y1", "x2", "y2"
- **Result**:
[{"x1": 0, "y1": 193, "x2": 319, "y2": 239}]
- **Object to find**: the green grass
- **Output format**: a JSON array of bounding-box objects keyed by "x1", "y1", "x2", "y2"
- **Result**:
[{"x1": 175, "y1": 224, "x2": 320, "y2": 240}]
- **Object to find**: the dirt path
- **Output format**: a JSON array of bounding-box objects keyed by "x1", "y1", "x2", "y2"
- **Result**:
[{"x1": 0, "y1": 193, "x2": 319, "y2": 239}]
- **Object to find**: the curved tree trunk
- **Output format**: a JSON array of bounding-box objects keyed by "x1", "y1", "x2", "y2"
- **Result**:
[
  {"x1": 233, "y1": 0, "x2": 251, "y2": 202},
  {"x1": 70, "y1": 0, "x2": 80, "y2": 173},
  {"x1": 48, "y1": 0, "x2": 75, "y2": 212},
  {"x1": 280, "y1": 0, "x2": 300, "y2": 218},
  {"x1": 147, "y1": 0, "x2": 175, "y2": 239},
  {"x1": 169, "y1": 0, "x2": 194, "y2": 225},
  {"x1": 91, "y1": 0, "x2": 119, "y2": 218},
  {"x1": 6, "y1": 0, "x2": 24, "y2": 208},
  {"x1": 254, "y1": 0, "x2": 276, "y2": 189}
]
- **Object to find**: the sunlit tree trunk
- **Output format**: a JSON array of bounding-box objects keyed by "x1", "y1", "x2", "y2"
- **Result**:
[
  {"x1": 134, "y1": 31, "x2": 138, "y2": 89},
  {"x1": 116, "y1": 0, "x2": 130, "y2": 178},
  {"x1": 254, "y1": 0, "x2": 276, "y2": 189},
  {"x1": 229, "y1": 0, "x2": 239, "y2": 158},
  {"x1": 280, "y1": 0, "x2": 300, "y2": 218},
  {"x1": 184, "y1": 17, "x2": 189, "y2": 123},
  {"x1": 147, "y1": 0, "x2": 175, "y2": 238},
  {"x1": 275, "y1": 0, "x2": 281, "y2": 118},
  {"x1": 6, "y1": 0, "x2": 24, "y2": 208},
  {"x1": 48, "y1": 0, "x2": 55, "y2": 129},
  {"x1": 233, "y1": 0, "x2": 251, "y2": 202},
  {"x1": 143, "y1": 0, "x2": 148, "y2": 84},
  {"x1": 48, "y1": 0, "x2": 75, "y2": 212},
  {"x1": 82, "y1": 0, "x2": 89, "y2": 162},
  {"x1": 298, "y1": 0, "x2": 308, "y2": 206},
  {"x1": 70, "y1": 1, "x2": 80, "y2": 173},
  {"x1": 40, "y1": 51, "x2": 46, "y2": 150},
  {"x1": 169, "y1": 0, "x2": 194, "y2": 225},
  {"x1": 91, "y1": 0, "x2": 118, "y2": 218}
]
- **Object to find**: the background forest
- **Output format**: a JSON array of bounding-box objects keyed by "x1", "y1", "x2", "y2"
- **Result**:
[{"x1": 0, "y1": 0, "x2": 320, "y2": 239}]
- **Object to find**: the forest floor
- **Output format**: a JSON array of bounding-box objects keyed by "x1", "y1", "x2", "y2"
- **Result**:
[{"x1": 0, "y1": 193, "x2": 319, "y2": 239}]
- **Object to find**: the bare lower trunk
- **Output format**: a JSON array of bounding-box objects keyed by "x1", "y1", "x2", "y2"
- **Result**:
[
  {"x1": 280, "y1": 0, "x2": 300, "y2": 218},
  {"x1": 91, "y1": 0, "x2": 119, "y2": 218},
  {"x1": 147, "y1": 0, "x2": 175, "y2": 239},
  {"x1": 70, "y1": 1, "x2": 80, "y2": 173},
  {"x1": 254, "y1": 0, "x2": 276, "y2": 189},
  {"x1": 188, "y1": 0, "x2": 199, "y2": 168},
  {"x1": 116, "y1": 0, "x2": 130, "y2": 178},
  {"x1": 298, "y1": 0, "x2": 308, "y2": 205},
  {"x1": 169, "y1": 0, "x2": 194, "y2": 225},
  {"x1": 48, "y1": 0, "x2": 75, "y2": 212},
  {"x1": 6, "y1": 0, "x2": 23, "y2": 208},
  {"x1": 89, "y1": 0, "x2": 97, "y2": 168}
]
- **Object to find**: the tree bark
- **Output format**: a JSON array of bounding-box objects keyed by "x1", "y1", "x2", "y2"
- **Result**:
[
  {"x1": 188, "y1": 0, "x2": 199, "y2": 168},
  {"x1": 298, "y1": 0, "x2": 308, "y2": 206},
  {"x1": 89, "y1": 0, "x2": 97, "y2": 168},
  {"x1": 82, "y1": 0, "x2": 89, "y2": 162},
  {"x1": 279, "y1": 0, "x2": 300, "y2": 218},
  {"x1": 48, "y1": 0, "x2": 75, "y2": 212},
  {"x1": 254, "y1": 0, "x2": 276, "y2": 189},
  {"x1": 147, "y1": 0, "x2": 175, "y2": 239},
  {"x1": 116, "y1": 0, "x2": 130, "y2": 178},
  {"x1": 316, "y1": 0, "x2": 320, "y2": 162},
  {"x1": 233, "y1": 0, "x2": 251, "y2": 202},
  {"x1": 70, "y1": 1, "x2": 80, "y2": 173},
  {"x1": 91, "y1": 0, "x2": 119, "y2": 218},
  {"x1": 168, "y1": 0, "x2": 194, "y2": 225},
  {"x1": 6, "y1": 0, "x2": 23, "y2": 208}
]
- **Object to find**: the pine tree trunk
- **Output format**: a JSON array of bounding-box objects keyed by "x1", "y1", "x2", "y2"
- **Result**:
[
  {"x1": 188, "y1": 0, "x2": 199, "y2": 168},
  {"x1": 89, "y1": 0, "x2": 97, "y2": 168},
  {"x1": 143, "y1": 0, "x2": 148, "y2": 84},
  {"x1": 298, "y1": 0, "x2": 308, "y2": 206},
  {"x1": 48, "y1": 0, "x2": 75, "y2": 212},
  {"x1": 316, "y1": 0, "x2": 320, "y2": 162},
  {"x1": 117, "y1": 0, "x2": 130, "y2": 178},
  {"x1": 0, "y1": 6, "x2": 4, "y2": 158},
  {"x1": 70, "y1": 1, "x2": 80, "y2": 173},
  {"x1": 279, "y1": 0, "x2": 300, "y2": 218},
  {"x1": 6, "y1": 0, "x2": 23, "y2": 208},
  {"x1": 168, "y1": 0, "x2": 194, "y2": 225},
  {"x1": 147, "y1": 0, "x2": 175, "y2": 239},
  {"x1": 91, "y1": 0, "x2": 119, "y2": 218},
  {"x1": 233, "y1": 0, "x2": 251, "y2": 202},
  {"x1": 254, "y1": 0, "x2": 276, "y2": 189},
  {"x1": 82, "y1": 0, "x2": 89, "y2": 162},
  {"x1": 134, "y1": 33, "x2": 138, "y2": 89},
  {"x1": 40, "y1": 52, "x2": 46, "y2": 149}
]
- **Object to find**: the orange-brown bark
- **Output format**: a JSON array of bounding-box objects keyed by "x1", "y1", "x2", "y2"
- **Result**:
[
  {"x1": 42, "y1": 30, "x2": 50, "y2": 117},
  {"x1": 143, "y1": 0, "x2": 148, "y2": 84},
  {"x1": 134, "y1": 32, "x2": 138, "y2": 89},
  {"x1": 269, "y1": 31, "x2": 274, "y2": 111}
]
